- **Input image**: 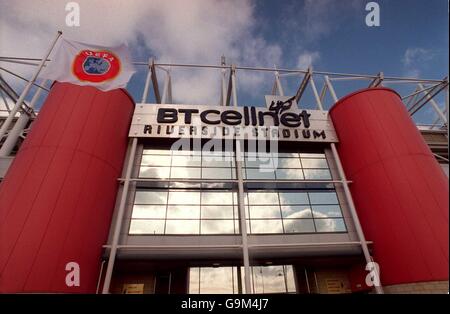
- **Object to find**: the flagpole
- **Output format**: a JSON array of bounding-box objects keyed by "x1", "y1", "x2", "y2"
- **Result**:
[
  {"x1": 0, "y1": 79, "x2": 50, "y2": 156},
  {"x1": 0, "y1": 31, "x2": 62, "y2": 146}
]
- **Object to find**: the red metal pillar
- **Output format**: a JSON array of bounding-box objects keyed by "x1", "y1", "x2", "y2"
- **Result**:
[
  {"x1": 0, "y1": 82, "x2": 134, "y2": 292},
  {"x1": 329, "y1": 88, "x2": 449, "y2": 286}
]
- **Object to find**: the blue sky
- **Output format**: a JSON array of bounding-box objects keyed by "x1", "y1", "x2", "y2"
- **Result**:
[{"x1": 0, "y1": 0, "x2": 448, "y2": 124}]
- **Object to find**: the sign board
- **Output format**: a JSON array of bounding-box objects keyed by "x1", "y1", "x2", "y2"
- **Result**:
[{"x1": 129, "y1": 103, "x2": 338, "y2": 143}]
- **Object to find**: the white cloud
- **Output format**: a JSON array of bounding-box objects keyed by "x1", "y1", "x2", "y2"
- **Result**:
[
  {"x1": 401, "y1": 47, "x2": 435, "y2": 78},
  {"x1": 0, "y1": 0, "x2": 282, "y2": 104},
  {"x1": 296, "y1": 51, "x2": 320, "y2": 69},
  {"x1": 402, "y1": 48, "x2": 434, "y2": 66}
]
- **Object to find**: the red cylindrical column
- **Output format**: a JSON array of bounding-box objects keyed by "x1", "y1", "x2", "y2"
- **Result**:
[
  {"x1": 0, "y1": 82, "x2": 134, "y2": 292},
  {"x1": 329, "y1": 88, "x2": 448, "y2": 287}
]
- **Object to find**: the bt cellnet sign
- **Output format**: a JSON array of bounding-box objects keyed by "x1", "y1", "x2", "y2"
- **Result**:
[{"x1": 129, "y1": 99, "x2": 338, "y2": 143}]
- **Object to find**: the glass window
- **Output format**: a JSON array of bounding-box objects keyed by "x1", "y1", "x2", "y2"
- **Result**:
[
  {"x1": 248, "y1": 192, "x2": 278, "y2": 205},
  {"x1": 134, "y1": 191, "x2": 167, "y2": 204},
  {"x1": 303, "y1": 169, "x2": 332, "y2": 180},
  {"x1": 172, "y1": 150, "x2": 202, "y2": 156},
  {"x1": 279, "y1": 192, "x2": 309, "y2": 205},
  {"x1": 141, "y1": 155, "x2": 171, "y2": 166},
  {"x1": 201, "y1": 205, "x2": 234, "y2": 219},
  {"x1": 281, "y1": 205, "x2": 312, "y2": 218},
  {"x1": 250, "y1": 265, "x2": 296, "y2": 293},
  {"x1": 166, "y1": 205, "x2": 200, "y2": 219},
  {"x1": 139, "y1": 166, "x2": 170, "y2": 179},
  {"x1": 202, "y1": 152, "x2": 234, "y2": 167},
  {"x1": 170, "y1": 167, "x2": 201, "y2": 179},
  {"x1": 129, "y1": 220, "x2": 165, "y2": 234},
  {"x1": 283, "y1": 219, "x2": 315, "y2": 233},
  {"x1": 308, "y1": 192, "x2": 339, "y2": 204},
  {"x1": 275, "y1": 152, "x2": 299, "y2": 158},
  {"x1": 312, "y1": 205, "x2": 343, "y2": 218},
  {"x1": 142, "y1": 149, "x2": 171, "y2": 155},
  {"x1": 301, "y1": 158, "x2": 329, "y2": 169},
  {"x1": 131, "y1": 205, "x2": 166, "y2": 219},
  {"x1": 244, "y1": 155, "x2": 273, "y2": 168},
  {"x1": 250, "y1": 219, "x2": 283, "y2": 234},
  {"x1": 246, "y1": 168, "x2": 276, "y2": 180},
  {"x1": 274, "y1": 157, "x2": 301, "y2": 168},
  {"x1": 171, "y1": 155, "x2": 202, "y2": 167},
  {"x1": 197, "y1": 267, "x2": 237, "y2": 294},
  {"x1": 165, "y1": 220, "x2": 200, "y2": 234},
  {"x1": 188, "y1": 267, "x2": 200, "y2": 294},
  {"x1": 201, "y1": 192, "x2": 234, "y2": 205},
  {"x1": 202, "y1": 158, "x2": 232, "y2": 168},
  {"x1": 168, "y1": 191, "x2": 200, "y2": 204},
  {"x1": 275, "y1": 169, "x2": 304, "y2": 180},
  {"x1": 249, "y1": 206, "x2": 281, "y2": 218},
  {"x1": 314, "y1": 218, "x2": 346, "y2": 232},
  {"x1": 300, "y1": 153, "x2": 326, "y2": 158},
  {"x1": 201, "y1": 220, "x2": 235, "y2": 234},
  {"x1": 202, "y1": 168, "x2": 232, "y2": 179}
]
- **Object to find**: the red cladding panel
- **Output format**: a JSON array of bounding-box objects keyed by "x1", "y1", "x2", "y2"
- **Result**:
[
  {"x1": 329, "y1": 88, "x2": 449, "y2": 285},
  {"x1": 0, "y1": 82, "x2": 134, "y2": 293}
]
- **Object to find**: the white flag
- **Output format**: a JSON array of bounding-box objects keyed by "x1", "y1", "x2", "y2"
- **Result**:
[{"x1": 41, "y1": 38, "x2": 136, "y2": 91}]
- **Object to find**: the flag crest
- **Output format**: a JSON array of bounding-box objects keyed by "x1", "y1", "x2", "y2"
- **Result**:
[{"x1": 41, "y1": 38, "x2": 135, "y2": 91}]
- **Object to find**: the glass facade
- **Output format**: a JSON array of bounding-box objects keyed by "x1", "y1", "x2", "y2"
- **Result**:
[
  {"x1": 138, "y1": 149, "x2": 332, "y2": 181},
  {"x1": 129, "y1": 148, "x2": 346, "y2": 235},
  {"x1": 188, "y1": 265, "x2": 296, "y2": 294}
]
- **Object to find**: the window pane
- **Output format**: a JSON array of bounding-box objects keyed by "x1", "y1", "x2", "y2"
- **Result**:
[
  {"x1": 171, "y1": 155, "x2": 202, "y2": 167},
  {"x1": 199, "y1": 267, "x2": 234, "y2": 294},
  {"x1": 167, "y1": 205, "x2": 200, "y2": 219},
  {"x1": 300, "y1": 153, "x2": 326, "y2": 158},
  {"x1": 134, "y1": 191, "x2": 168, "y2": 204},
  {"x1": 202, "y1": 160, "x2": 232, "y2": 168},
  {"x1": 309, "y1": 192, "x2": 339, "y2": 204},
  {"x1": 165, "y1": 220, "x2": 199, "y2": 234},
  {"x1": 275, "y1": 152, "x2": 299, "y2": 158},
  {"x1": 168, "y1": 191, "x2": 200, "y2": 204},
  {"x1": 201, "y1": 220, "x2": 235, "y2": 234},
  {"x1": 172, "y1": 150, "x2": 202, "y2": 156},
  {"x1": 251, "y1": 266, "x2": 288, "y2": 293},
  {"x1": 245, "y1": 156, "x2": 273, "y2": 168},
  {"x1": 281, "y1": 205, "x2": 312, "y2": 218},
  {"x1": 246, "y1": 168, "x2": 275, "y2": 179},
  {"x1": 202, "y1": 168, "x2": 232, "y2": 179},
  {"x1": 250, "y1": 219, "x2": 283, "y2": 234},
  {"x1": 202, "y1": 154, "x2": 233, "y2": 167},
  {"x1": 249, "y1": 206, "x2": 281, "y2": 218},
  {"x1": 170, "y1": 167, "x2": 201, "y2": 179},
  {"x1": 143, "y1": 149, "x2": 171, "y2": 155},
  {"x1": 301, "y1": 158, "x2": 329, "y2": 169},
  {"x1": 285, "y1": 266, "x2": 296, "y2": 292},
  {"x1": 201, "y1": 192, "x2": 233, "y2": 205},
  {"x1": 303, "y1": 169, "x2": 332, "y2": 180},
  {"x1": 283, "y1": 219, "x2": 315, "y2": 233},
  {"x1": 131, "y1": 205, "x2": 166, "y2": 218},
  {"x1": 275, "y1": 169, "x2": 304, "y2": 180},
  {"x1": 248, "y1": 192, "x2": 278, "y2": 205},
  {"x1": 314, "y1": 218, "x2": 346, "y2": 232},
  {"x1": 129, "y1": 219, "x2": 165, "y2": 234},
  {"x1": 202, "y1": 205, "x2": 234, "y2": 219},
  {"x1": 141, "y1": 155, "x2": 171, "y2": 166},
  {"x1": 279, "y1": 192, "x2": 309, "y2": 205},
  {"x1": 189, "y1": 268, "x2": 200, "y2": 294},
  {"x1": 312, "y1": 205, "x2": 343, "y2": 218},
  {"x1": 273, "y1": 157, "x2": 301, "y2": 168},
  {"x1": 139, "y1": 166, "x2": 170, "y2": 178}
]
